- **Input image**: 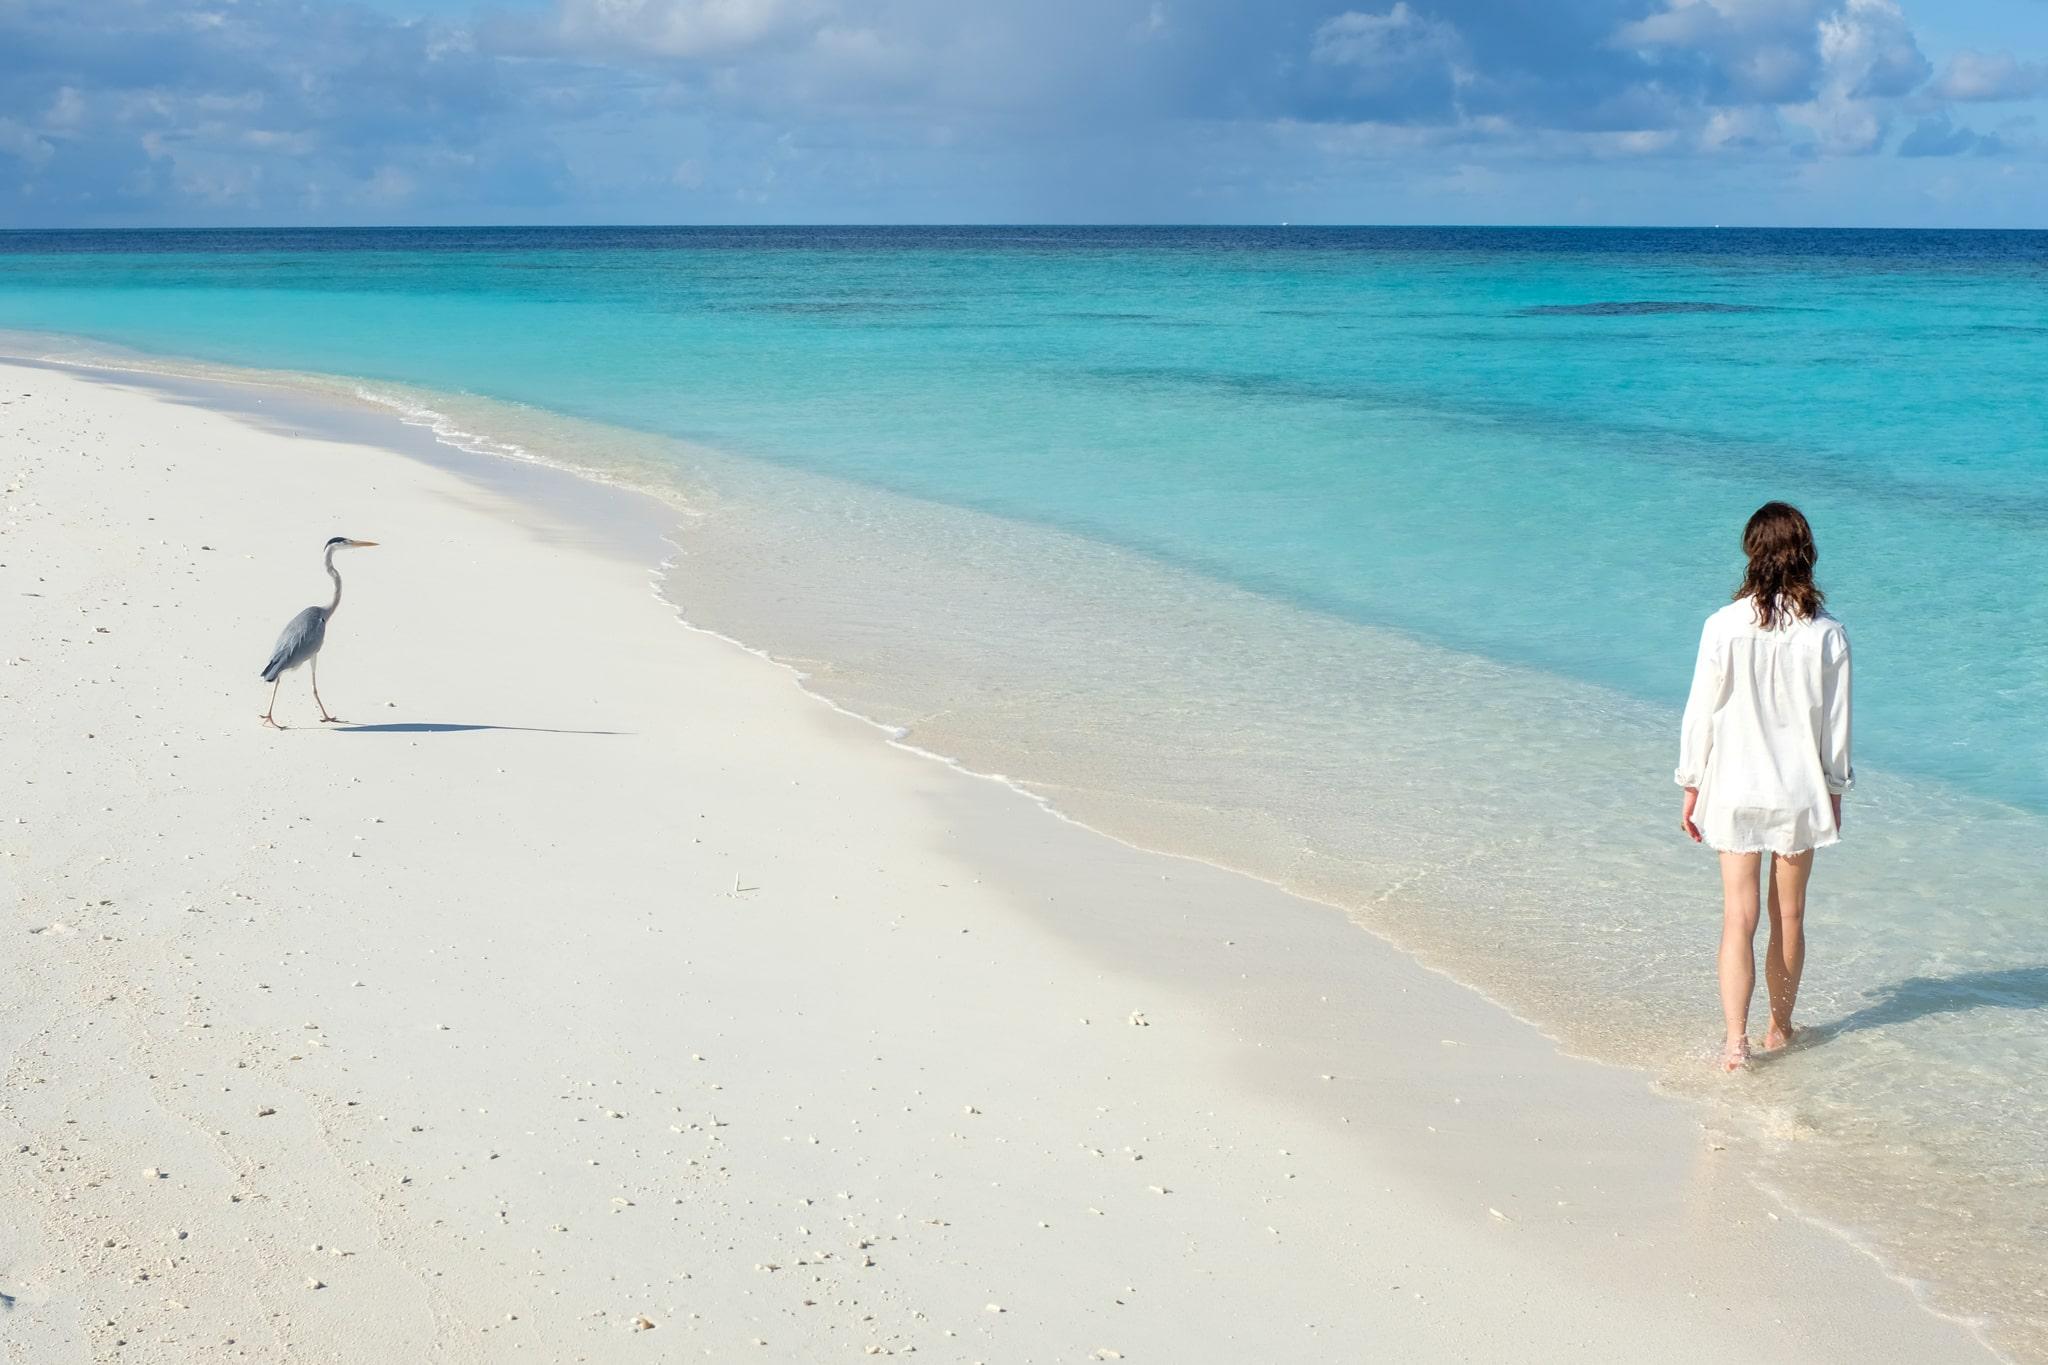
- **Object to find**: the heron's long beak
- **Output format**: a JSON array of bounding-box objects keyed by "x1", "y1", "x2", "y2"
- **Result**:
[{"x1": 349, "y1": 540, "x2": 380, "y2": 548}]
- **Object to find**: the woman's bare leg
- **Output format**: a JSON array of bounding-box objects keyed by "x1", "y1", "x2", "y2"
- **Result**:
[
  {"x1": 1717, "y1": 851, "x2": 1763, "y2": 1069},
  {"x1": 1763, "y1": 850, "x2": 1814, "y2": 1050}
]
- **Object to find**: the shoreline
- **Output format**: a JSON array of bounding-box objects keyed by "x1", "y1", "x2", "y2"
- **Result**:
[
  {"x1": 0, "y1": 343, "x2": 1764, "y2": 1081},
  {"x1": 0, "y1": 353, "x2": 2011, "y2": 1361}
]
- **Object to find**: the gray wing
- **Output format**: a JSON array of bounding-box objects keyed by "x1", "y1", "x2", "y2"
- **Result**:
[{"x1": 260, "y1": 605, "x2": 329, "y2": 681}]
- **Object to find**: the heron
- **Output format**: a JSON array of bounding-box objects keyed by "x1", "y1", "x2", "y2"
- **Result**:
[{"x1": 259, "y1": 536, "x2": 378, "y2": 728}]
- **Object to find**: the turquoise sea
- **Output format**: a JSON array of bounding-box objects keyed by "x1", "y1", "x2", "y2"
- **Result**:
[{"x1": 2, "y1": 226, "x2": 2044, "y2": 1356}]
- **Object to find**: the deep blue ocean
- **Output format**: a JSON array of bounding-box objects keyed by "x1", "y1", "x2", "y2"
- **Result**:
[{"x1": 2, "y1": 226, "x2": 2044, "y2": 1355}]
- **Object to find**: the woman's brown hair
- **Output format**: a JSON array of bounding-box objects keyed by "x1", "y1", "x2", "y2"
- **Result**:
[{"x1": 1737, "y1": 501, "x2": 1824, "y2": 629}]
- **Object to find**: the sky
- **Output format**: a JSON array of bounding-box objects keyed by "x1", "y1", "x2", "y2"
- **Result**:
[{"x1": 0, "y1": 0, "x2": 2042, "y2": 227}]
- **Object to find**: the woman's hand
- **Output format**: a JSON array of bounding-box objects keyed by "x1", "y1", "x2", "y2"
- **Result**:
[{"x1": 1681, "y1": 787, "x2": 1703, "y2": 843}]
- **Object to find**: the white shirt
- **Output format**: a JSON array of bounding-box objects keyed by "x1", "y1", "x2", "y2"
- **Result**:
[{"x1": 1675, "y1": 597, "x2": 1853, "y2": 855}]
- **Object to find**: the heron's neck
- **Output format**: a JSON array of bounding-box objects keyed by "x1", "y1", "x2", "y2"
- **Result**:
[{"x1": 324, "y1": 548, "x2": 343, "y2": 615}]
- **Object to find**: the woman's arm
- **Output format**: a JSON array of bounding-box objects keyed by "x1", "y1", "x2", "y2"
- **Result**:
[
  {"x1": 1675, "y1": 619, "x2": 1721, "y2": 841},
  {"x1": 1822, "y1": 625, "x2": 1853, "y2": 824}
]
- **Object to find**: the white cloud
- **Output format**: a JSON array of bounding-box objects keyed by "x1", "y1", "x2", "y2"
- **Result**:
[
  {"x1": 0, "y1": 117, "x2": 55, "y2": 168},
  {"x1": 1699, "y1": 104, "x2": 1781, "y2": 151},
  {"x1": 241, "y1": 128, "x2": 315, "y2": 153},
  {"x1": 1615, "y1": 0, "x2": 1927, "y2": 156},
  {"x1": 194, "y1": 92, "x2": 266, "y2": 115},
  {"x1": 364, "y1": 165, "x2": 416, "y2": 203},
  {"x1": 1776, "y1": 0, "x2": 1925, "y2": 155},
  {"x1": 1312, "y1": 4, "x2": 1462, "y2": 77},
  {"x1": 542, "y1": 0, "x2": 827, "y2": 61},
  {"x1": 1613, "y1": 0, "x2": 1829, "y2": 103},
  {"x1": 1432, "y1": 160, "x2": 1505, "y2": 195},
  {"x1": 1614, "y1": 0, "x2": 1926, "y2": 102},
  {"x1": 1609, "y1": 127, "x2": 1679, "y2": 155},
  {"x1": 1816, "y1": 0, "x2": 1926, "y2": 99},
  {"x1": 1784, "y1": 93, "x2": 1883, "y2": 154},
  {"x1": 1726, "y1": 42, "x2": 1814, "y2": 103},
  {"x1": 799, "y1": 23, "x2": 918, "y2": 88},
  {"x1": 170, "y1": 156, "x2": 265, "y2": 205},
  {"x1": 1931, "y1": 51, "x2": 2048, "y2": 103},
  {"x1": 45, "y1": 86, "x2": 86, "y2": 130},
  {"x1": 1283, "y1": 115, "x2": 1477, "y2": 160},
  {"x1": 1613, "y1": 1, "x2": 1721, "y2": 51}
]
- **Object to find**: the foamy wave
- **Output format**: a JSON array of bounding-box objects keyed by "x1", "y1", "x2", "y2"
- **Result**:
[
  {"x1": 342, "y1": 382, "x2": 700, "y2": 517},
  {"x1": 349, "y1": 385, "x2": 538, "y2": 467}
]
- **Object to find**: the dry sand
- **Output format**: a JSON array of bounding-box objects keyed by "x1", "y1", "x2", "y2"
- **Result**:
[{"x1": 0, "y1": 358, "x2": 2000, "y2": 1362}]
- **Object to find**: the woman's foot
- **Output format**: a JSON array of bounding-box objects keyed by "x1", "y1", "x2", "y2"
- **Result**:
[
  {"x1": 1720, "y1": 1036, "x2": 1752, "y2": 1072},
  {"x1": 1762, "y1": 1021, "x2": 1798, "y2": 1052}
]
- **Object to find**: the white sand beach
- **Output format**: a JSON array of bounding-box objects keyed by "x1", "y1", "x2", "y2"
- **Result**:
[{"x1": 0, "y1": 358, "x2": 2001, "y2": 1363}]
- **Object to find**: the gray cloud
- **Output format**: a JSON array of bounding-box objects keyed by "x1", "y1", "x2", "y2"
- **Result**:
[
  {"x1": 1896, "y1": 110, "x2": 2003, "y2": 156},
  {"x1": 1296, "y1": 5, "x2": 1465, "y2": 122},
  {"x1": 0, "y1": 0, "x2": 2037, "y2": 225},
  {"x1": 0, "y1": 0, "x2": 571, "y2": 219}
]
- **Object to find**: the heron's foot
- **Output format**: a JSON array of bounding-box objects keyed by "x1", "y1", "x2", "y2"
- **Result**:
[{"x1": 319, "y1": 714, "x2": 343, "y2": 724}]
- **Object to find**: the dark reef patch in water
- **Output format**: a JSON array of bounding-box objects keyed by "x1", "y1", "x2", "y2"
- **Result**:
[
  {"x1": 1051, "y1": 310, "x2": 1161, "y2": 322},
  {"x1": 1515, "y1": 300, "x2": 1773, "y2": 317},
  {"x1": 751, "y1": 298, "x2": 940, "y2": 316},
  {"x1": 1086, "y1": 365, "x2": 1365, "y2": 405},
  {"x1": 1422, "y1": 328, "x2": 1664, "y2": 344}
]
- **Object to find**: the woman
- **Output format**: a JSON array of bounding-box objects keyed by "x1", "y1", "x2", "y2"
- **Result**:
[{"x1": 1676, "y1": 502, "x2": 1853, "y2": 1072}]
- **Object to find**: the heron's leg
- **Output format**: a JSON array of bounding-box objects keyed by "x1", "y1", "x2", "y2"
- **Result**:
[
  {"x1": 312, "y1": 654, "x2": 340, "y2": 724},
  {"x1": 261, "y1": 677, "x2": 285, "y2": 729}
]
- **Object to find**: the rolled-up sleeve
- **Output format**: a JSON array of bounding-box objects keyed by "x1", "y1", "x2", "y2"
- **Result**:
[
  {"x1": 1822, "y1": 625, "x2": 1853, "y2": 795},
  {"x1": 1675, "y1": 620, "x2": 1722, "y2": 788}
]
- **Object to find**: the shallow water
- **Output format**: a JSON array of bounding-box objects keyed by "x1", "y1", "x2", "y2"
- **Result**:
[{"x1": 2, "y1": 226, "x2": 2044, "y2": 1357}]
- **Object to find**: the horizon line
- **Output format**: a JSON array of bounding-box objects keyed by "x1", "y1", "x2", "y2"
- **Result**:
[{"x1": 2, "y1": 221, "x2": 2043, "y2": 234}]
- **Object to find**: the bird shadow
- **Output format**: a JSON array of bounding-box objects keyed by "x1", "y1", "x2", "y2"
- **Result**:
[
  {"x1": 334, "y1": 722, "x2": 629, "y2": 736},
  {"x1": 1801, "y1": 966, "x2": 2048, "y2": 1045}
]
